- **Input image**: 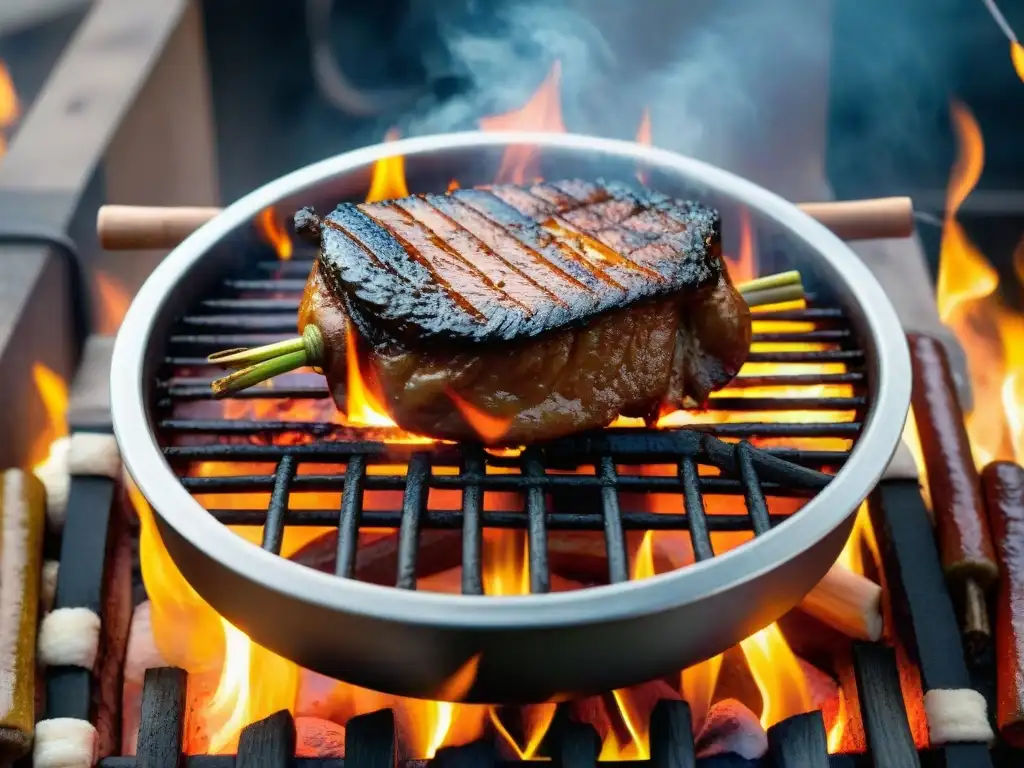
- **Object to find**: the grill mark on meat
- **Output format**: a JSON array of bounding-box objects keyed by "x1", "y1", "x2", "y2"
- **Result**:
[
  {"x1": 451, "y1": 189, "x2": 625, "y2": 293},
  {"x1": 487, "y1": 186, "x2": 556, "y2": 219},
  {"x1": 526, "y1": 182, "x2": 580, "y2": 209},
  {"x1": 548, "y1": 179, "x2": 605, "y2": 202},
  {"x1": 359, "y1": 203, "x2": 499, "y2": 321},
  {"x1": 541, "y1": 216, "x2": 666, "y2": 286},
  {"x1": 315, "y1": 180, "x2": 721, "y2": 347},
  {"x1": 423, "y1": 194, "x2": 584, "y2": 306},
  {"x1": 396, "y1": 195, "x2": 564, "y2": 314},
  {"x1": 321, "y1": 217, "x2": 393, "y2": 272}
]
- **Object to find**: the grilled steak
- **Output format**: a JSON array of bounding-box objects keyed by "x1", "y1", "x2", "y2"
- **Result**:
[{"x1": 288, "y1": 179, "x2": 752, "y2": 443}]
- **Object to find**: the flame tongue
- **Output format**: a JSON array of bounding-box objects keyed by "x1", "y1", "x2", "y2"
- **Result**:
[{"x1": 1013, "y1": 41, "x2": 1024, "y2": 82}]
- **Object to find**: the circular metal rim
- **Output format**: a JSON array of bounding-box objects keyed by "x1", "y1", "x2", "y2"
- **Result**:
[{"x1": 111, "y1": 130, "x2": 911, "y2": 631}]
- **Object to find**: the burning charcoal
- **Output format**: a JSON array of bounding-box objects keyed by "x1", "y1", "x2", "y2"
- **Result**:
[
  {"x1": 695, "y1": 698, "x2": 767, "y2": 760},
  {"x1": 121, "y1": 602, "x2": 169, "y2": 754},
  {"x1": 0, "y1": 470, "x2": 46, "y2": 763},
  {"x1": 294, "y1": 716, "x2": 346, "y2": 757},
  {"x1": 797, "y1": 659, "x2": 840, "y2": 733}
]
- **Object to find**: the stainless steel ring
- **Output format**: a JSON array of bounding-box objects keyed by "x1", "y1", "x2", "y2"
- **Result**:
[{"x1": 111, "y1": 131, "x2": 911, "y2": 702}]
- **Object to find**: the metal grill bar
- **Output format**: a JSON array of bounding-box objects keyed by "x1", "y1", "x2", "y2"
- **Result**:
[
  {"x1": 524, "y1": 451, "x2": 551, "y2": 594},
  {"x1": 460, "y1": 449, "x2": 485, "y2": 595},
  {"x1": 206, "y1": 509, "x2": 793, "y2": 530},
  {"x1": 162, "y1": 443, "x2": 849, "y2": 468},
  {"x1": 180, "y1": 474, "x2": 816, "y2": 497},
  {"x1": 160, "y1": 419, "x2": 862, "y2": 439},
  {"x1": 598, "y1": 456, "x2": 630, "y2": 584},
  {"x1": 160, "y1": 372, "x2": 866, "y2": 399},
  {"x1": 679, "y1": 457, "x2": 714, "y2": 560},
  {"x1": 162, "y1": 349, "x2": 865, "y2": 368},
  {"x1": 262, "y1": 455, "x2": 297, "y2": 553},
  {"x1": 736, "y1": 442, "x2": 771, "y2": 536},
  {"x1": 335, "y1": 454, "x2": 366, "y2": 578},
  {"x1": 396, "y1": 453, "x2": 430, "y2": 589},
  {"x1": 155, "y1": 236, "x2": 864, "y2": 594}
]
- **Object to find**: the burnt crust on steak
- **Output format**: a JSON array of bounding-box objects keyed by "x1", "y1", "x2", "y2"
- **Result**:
[{"x1": 304, "y1": 179, "x2": 722, "y2": 349}]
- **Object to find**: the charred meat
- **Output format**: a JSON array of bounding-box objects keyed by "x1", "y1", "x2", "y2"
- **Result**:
[{"x1": 211, "y1": 180, "x2": 754, "y2": 444}]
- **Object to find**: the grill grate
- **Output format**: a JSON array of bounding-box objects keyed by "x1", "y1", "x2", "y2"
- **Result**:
[{"x1": 155, "y1": 248, "x2": 866, "y2": 593}]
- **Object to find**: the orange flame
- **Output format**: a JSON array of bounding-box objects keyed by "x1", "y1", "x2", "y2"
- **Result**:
[
  {"x1": 343, "y1": 325, "x2": 395, "y2": 427},
  {"x1": 936, "y1": 103, "x2": 996, "y2": 324},
  {"x1": 94, "y1": 270, "x2": 132, "y2": 335},
  {"x1": 480, "y1": 62, "x2": 565, "y2": 183},
  {"x1": 447, "y1": 390, "x2": 514, "y2": 444},
  {"x1": 257, "y1": 207, "x2": 293, "y2": 261},
  {"x1": 934, "y1": 100, "x2": 1024, "y2": 467},
  {"x1": 739, "y1": 624, "x2": 812, "y2": 729},
  {"x1": 0, "y1": 61, "x2": 19, "y2": 156},
  {"x1": 366, "y1": 128, "x2": 409, "y2": 203},
  {"x1": 30, "y1": 364, "x2": 69, "y2": 469},
  {"x1": 1013, "y1": 41, "x2": 1024, "y2": 82}
]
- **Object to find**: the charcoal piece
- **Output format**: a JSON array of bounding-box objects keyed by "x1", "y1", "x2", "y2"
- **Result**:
[
  {"x1": 236, "y1": 710, "x2": 296, "y2": 768},
  {"x1": 649, "y1": 699, "x2": 697, "y2": 768},
  {"x1": 852, "y1": 643, "x2": 920, "y2": 768},
  {"x1": 46, "y1": 473, "x2": 118, "y2": 721},
  {"x1": 135, "y1": 667, "x2": 186, "y2": 768},
  {"x1": 553, "y1": 721, "x2": 599, "y2": 768},
  {"x1": 345, "y1": 709, "x2": 397, "y2": 768},
  {"x1": 766, "y1": 711, "x2": 829, "y2": 767}
]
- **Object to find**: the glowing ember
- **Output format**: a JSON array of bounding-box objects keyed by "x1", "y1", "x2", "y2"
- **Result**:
[
  {"x1": 480, "y1": 62, "x2": 565, "y2": 184},
  {"x1": 366, "y1": 128, "x2": 409, "y2": 202},
  {"x1": 257, "y1": 207, "x2": 293, "y2": 261}
]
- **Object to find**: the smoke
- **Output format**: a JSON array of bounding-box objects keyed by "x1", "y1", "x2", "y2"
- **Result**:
[{"x1": 380, "y1": 0, "x2": 969, "y2": 200}]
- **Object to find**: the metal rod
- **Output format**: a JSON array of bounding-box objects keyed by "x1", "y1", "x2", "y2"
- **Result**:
[
  {"x1": 335, "y1": 455, "x2": 367, "y2": 578},
  {"x1": 679, "y1": 457, "x2": 714, "y2": 561},
  {"x1": 460, "y1": 449, "x2": 485, "y2": 595},
  {"x1": 523, "y1": 451, "x2": 551, "y2": 594},
  {"x1": 395, "y1": 453, "x2": 430, "y2": 589},
  {"x1": 262, "y1": 455, "x2": 297, "y2": 554},
  {"x1": 598, "y1": 456, "x2": 630, "y2": 584},
  {"x1": 207, "y1": 508, "x2": 793, "y2": 531}
]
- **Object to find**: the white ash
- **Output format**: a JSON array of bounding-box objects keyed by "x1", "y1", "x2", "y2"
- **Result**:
[
  {"x1": 33, "y1": 718, "x2": 97, "y2": 768},
  {"x1": 32, "y1": 436, "x2": 70, "y2": 531},
  {"x1": 923, "y1": 688, "x2": 994, "y2": 745},
  {"x1": 37, "y1": 608, "x2": 102, "y2": 670},
  {"x1": 695, "y1": 698, "x2": 767, "y2": 760}
]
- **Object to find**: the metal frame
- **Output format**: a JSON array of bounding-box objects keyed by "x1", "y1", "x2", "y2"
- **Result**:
[
  {"x1": 0, "y1": 0, "x2": 214, "y2": 465},
  {"x1": 111, "y1": 132, "x2": 912, "y2": 702}
]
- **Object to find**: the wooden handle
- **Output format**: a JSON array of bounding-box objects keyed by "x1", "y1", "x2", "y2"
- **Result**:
[
  {"x1": 797, "y1": 197, "x2": 914, "y2": 241},
  {"x1": 97, "y1": 196, "x2": 916, "y2": 251},
  {"x1": 97, "y1": 205, "x2": 221, "y2": 250}
]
